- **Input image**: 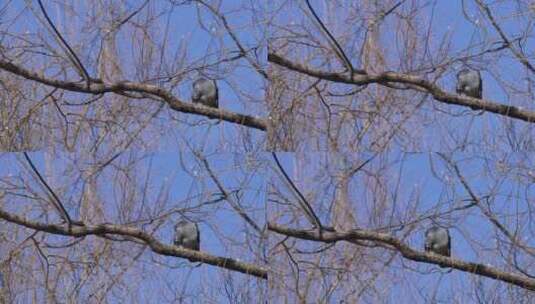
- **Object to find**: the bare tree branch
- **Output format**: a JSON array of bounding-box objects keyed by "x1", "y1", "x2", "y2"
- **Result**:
[
  {"x1": 198, "y1": 153, "x2": 262, "y2": 233},
  {"x1": 271, "y1": 152, "x2": 323, "y2": 229},
  {"x1": 304, "y1": 0, "x2": 363, "y2": 77},
  {"x1": 474, "y1": 0, "x2": 535, "y2": 74},
  {"x1": 22, "y1": 152, "x2": 78, "y2": 226},
  {"x1": 268, "y1": 222, "x2": 535, "y2": 291},
  {"x1": 37, "y1": 0, "x2": 91, "y2": 87},
  {"x1": 268, "y1": 51, "x2": 535, "y2": 124},
  {"x1": 0, "y1": 206, "x2": 268, "y2": 279},
  {"x1": 0, "y1": 59, "x2": 267, "y2": 130}
]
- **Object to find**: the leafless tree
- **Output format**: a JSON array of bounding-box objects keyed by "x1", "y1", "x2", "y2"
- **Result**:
[
  {"x1": 0, "y1": 0, "x2": 267, "y2": 302},
  {"x1": 2, "y1": 0, "x2": 535, "y2": 302},
  {"x1": 267, "y1": 0, "x2": 535, "y2": 302}
]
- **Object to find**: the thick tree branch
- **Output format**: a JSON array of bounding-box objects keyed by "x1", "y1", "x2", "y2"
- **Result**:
[
  {"x1": 268, "y1": 222, "x2": 535, "y2": 291},
  {"x1": 268, "y1": 52, "x2": 535, "y2": 124},
  {"x1": 0, "y1": 207, "x2": 268, "y2": 279},
  {"x1": 0, "y1": 59, "x2": 267, "y2": 131}
]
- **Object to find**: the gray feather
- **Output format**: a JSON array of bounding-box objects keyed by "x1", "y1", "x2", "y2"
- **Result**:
[
  {"x1": 456, "y1": 69, "x2": 482, "y2": 99},
  {"x1": 174, "y1": 220, "x2": 200, "y2": 252},
  {"x1": 192, "y1": 78, "x2": 219, "y2": 108},
  {"x1": 425, "y1": 226, "x2": 451, "y2": 257}
]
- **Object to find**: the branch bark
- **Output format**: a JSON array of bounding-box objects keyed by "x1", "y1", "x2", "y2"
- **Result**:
[
  {"x1": 268, "y1": 52, "x2": 535, "y2": 124},
  {"x1": 268, "y1": 222, "x2": 535, "y2": 291},
  {"x1": 0, "y1": 59, "x2": 267, "y2": 131},
  {"x1": 0, "y1": 206, "x2": 268, "y2": 279}
]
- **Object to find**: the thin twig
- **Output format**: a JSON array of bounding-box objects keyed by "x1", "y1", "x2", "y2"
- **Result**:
[{"x1": 198, "y1": 154, "x2": 262, "y2": 233}]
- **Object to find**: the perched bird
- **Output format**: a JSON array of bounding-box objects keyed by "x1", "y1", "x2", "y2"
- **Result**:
[
  {"x1": 456, "y1": 69, "x2": 482, "y2": 99},
  {"x1": 192, "y1": 78, "x2": 219, "y2": 108},
  {"x1": 174, "y1": 220, "x2": 200, "y2": 254},
  {"x1": 425, "y1": 226, "x2": 451, "y2": 259}
]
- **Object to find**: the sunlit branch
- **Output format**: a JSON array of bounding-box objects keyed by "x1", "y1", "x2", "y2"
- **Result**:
[
  {"x1": 268, "y1": 51, "x2": 535, "y2": 124},
  {"x1": 0, "y1": 59, "x2": 267, "y2": 130},
  {"x1": 268, "y1": 222, "x2": 535, "y2": 291},
  {"x1": 0, "y1": 206, "x2": 268, "y2": 279}
]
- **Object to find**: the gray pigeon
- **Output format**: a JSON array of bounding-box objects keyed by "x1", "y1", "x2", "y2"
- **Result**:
[
  {"x1": 174, "y1": 220, "x2": 200, "y2": 253},
  {"x1": 456, "y1": 69, "x2": 482, "y2": 99},
  {"x1": 192, "y1": 78, "x2": 219, "y2": 108},
  {"x1": 425, "y1": 226, "x2": 451, "y2": 258}
]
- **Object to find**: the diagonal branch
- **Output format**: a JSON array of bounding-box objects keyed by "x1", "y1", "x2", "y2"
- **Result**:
[
  {"x1": 304, "y1": 0, "x2": 362, "y2": 77},
  {"x1": 0, "y1": 206, "x2": 268, "y2": 279},
  {"x1": 37, "y1": 0, "x2": 91, "y2": 87},
  {"x1": 268, "y1": 222, "x2": 535, "y2": 291},
  {"x1": 198, "y1": 154, "x2": 262, "y2": 233},
  {"x1": 0, "y1": 59, "x2": 267, "y2": 130},
  {"x1": 22, "y1": 152, "x2": 78, "y2": 226},
  {"x1": 272, "y1": 152, "x2": 323, "y2": 229},
  {"x1": 268, "y1": 51, "x2": 535, "y2": 124},
  {"x1": 196, "y1": 0, "x2": 268, "y2": 80},
  {"x1": 438, "y1": 153, "x2": 535, "y2": 258},
  {"x1": 474, "y1": 0, "x2": 535, "y2": 74}
]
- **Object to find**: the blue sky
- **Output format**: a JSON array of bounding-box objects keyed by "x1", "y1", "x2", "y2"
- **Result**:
[
  {"x1": 1, "y1": 1, "x2": 267, "y2": 302},
  {"x1": 1, "y1": 0, "x2": 535, "y2": 302},
  {"x1": 266, "y1": 0, "x2": 535, "y2": 301}
]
